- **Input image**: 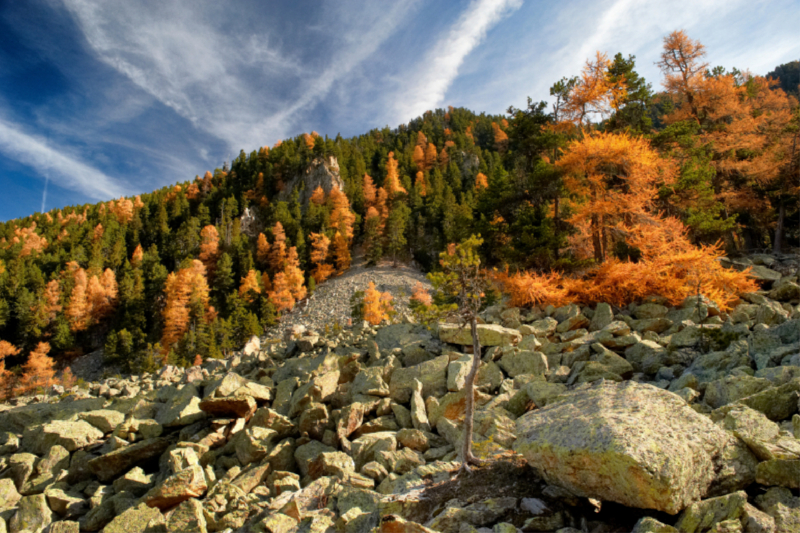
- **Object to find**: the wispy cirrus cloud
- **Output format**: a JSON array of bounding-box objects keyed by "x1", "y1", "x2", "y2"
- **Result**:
[
  {"x1": 393, "y1": 0, "x2": 523, "y2": 123},
  {"x1": 61, "y1": 0, "x2": 418, "y2": 151},
  {"x1": 0, "y1": 116, "x2": 127, "y2": 202}
]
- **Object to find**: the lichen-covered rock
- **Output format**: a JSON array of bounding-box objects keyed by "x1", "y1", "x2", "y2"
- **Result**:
[
  {"x1": 631, "y1": 517, "x2": 678, "y2": 532},
  {"x1": 8, "y1": 494, "x2": 53, "y2": 533},
  {"x1": 351, "y1": 366, "x2": 390, "y2": 397},
  {"x1": 624, "y1": 340, "x2": 666, "y2": 373},
  {"x1": 389, "y1": 355, "x2": 449, "y2": 404},
  {"x1": 756, "y1": 460, "x2": 800, "y2": 488},
  {"x1": 410, "y1": 379, "x2": 431, "y2": 432},
  {"x1": 498, "y1": 350, "x2": 548, "y2": 378},
  {"x1": 741, "y1": 502, "x2": 776, "y2": 533},
  {"x1": 142, "y1": 464, "x2": 207, "y2": 509},
  {"x1": 0, "y1": 397, "x2": 105, "y2": 434},
  {"x1": 755, "y1": 487, "x2": 800, "y2": 533},
  {"x1": 675, "y1": 491, "x2": 747, "y2": 533},
  {"x1": 155, "y1": 388, "x2": 204, "y2": 428},
  {"x1": 88, "y1": 437, "x2": 170, "y2": 482},
  {"x1": 705, "y1": 375, "x2": 773, "y2": 409},
  {"x1": 438, "y1": 323, "x2": 521, "y2": 347},
  {"x1": 23, "y1": 420, "x2": 103, "y2": 454},
  {"x1": 103, "y1": 502, "x2": 166, "y2": 533},
  {"x1": 78, "y1": 409, "x2": 125, "y2": 434},
  {"x1": 514, "y1": 381, "x2": 756, "y2": 514},
  {"x1": 167, "y1": 497, "x2": 207, "y2": 533},
  {"x1": 351, "y1": 431, "x2": 398, "y2": 470}
]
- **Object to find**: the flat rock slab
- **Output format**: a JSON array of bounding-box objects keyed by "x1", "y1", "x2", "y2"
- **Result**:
[
  {"x1": 23, "y1": 420, "x2": 104, "y2": 454},
  {"x1": 438, "y1": 323, "x2": 521, "y2": 347},
  {"x1": 199, "y1": 396, "x2": 257, "y2": 419},
  {"x1": 88, "y1": 437, "x2": 170, "y2": 482},
  {"x1": 514, "y1": 381, "x2": 754, "y2": 515}
]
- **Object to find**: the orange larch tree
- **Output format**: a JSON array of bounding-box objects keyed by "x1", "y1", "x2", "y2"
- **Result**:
[
  {"x1": 17, "y1": 342, "x2": 55, "y2": 395},
  {"x1": 384, "y1": 152, "x2": 407, "y2": 198},
  {"x1": 256, "y1": 233, "x2": 270, "y2": 266},
  {"x1": 269, "y1": 222, "x2": 288, "y2": 273},
  {"x1": 555, "y1": 131, "x2": 675, "y2": 262},
  {"x1": 67, "y1": 266, "x2": 90, "y2": 332},
  {"x1": 283, "y1": 247, "x2": 307, "y2": 301},
  {"x1": 239, "y1": 270, "x2": 262, "y2": 302},
  {"x1": 363, "y1": 174, "x2": 377, "y2": 210},
  {"x1": 561, "y1": 51, "x2": 626, "y2": 127},
  {"x1": 438, "y1": 146, "x2": 450, "y2": 168},
  {"x1": 415, "y1": 171, "x2": 427, "y2": 197},
  {"x1": 424, "y1": 142, "x2": 438, "y2": 171},
  {"x1": 269, "y1": 272, "x2": 295, "y2": 314},
  {"x1": 199, "y1": 225, "x2": 220, "y2": 274},
  {"x1": 131, "y1": 244, "x2": 144, "y2": 267},
  {"x1": 0, "y1": 341, "x2": 20, "y2": 400},
  {"x1": 309, "y1": 232, "x2": 334, "y2": 283},
  {"x1": 362, "y1": 281, "x2": 394, "y2": 325},
  {"x1": 161, "y1": 260, "x2": 211, "y2": 356},
  {"x1": 475, "y1": 173, "x2": 489, "y2": 191},
  {"x1": 492, "y1": 123, "x2": 509, "y2": 153},
  {"x1": 414, "y1": 145, "x2": 426, "y2": 172},
  {"x1": 309, "y1": 185, "x2": 326, "y2": 205},
  {"x1": 333, "y1": 231, "x2": 351, "y2": 271},
  {"x1": 44, "y1": 279, "x2": 62, "y2": 324}
]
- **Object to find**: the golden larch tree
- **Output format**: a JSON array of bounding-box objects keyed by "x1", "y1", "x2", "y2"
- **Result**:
[
  {"x1": 556, "y1": 131, "x2": 676, "y2": 262},
  {"x1": 333, "y1": 231, "x2": 351, "y2": 271},
  {"x1": 492, "y1": 122, "x2": 509, "y2": 153},
  {"x1": 413, "y1": 145, "x2": 426, "y2": 172},
  {"x1": 199, "y1": 225, "x2": 220, "y2": 274},
  {"x1": 269, "y1": 272, "x2": 295, "y2": 314},
  {"x1": 309, "y1": 185, "x2": 326, "y2": 205},
  {"x1": 384, "y1": 152, "x2": 407, "y2": 198},
  {"x1": 363, "y1": 174, "x2": 377, "y2": 210},
  {"x1": 17, "y1": 342, "x2": 55, "y2": 395},
  {"x1": 425, "y1": 142, "x2": 438, "y2": 170},
  {"x1": 362, "y1": 282, "x2": 393, "y2": 325},
  {"x1": 44, "y1": 280, "x2": 62, "y2": 324},
  {"x1": 309, "y1": 232, "x2": 334, "y2": 283},
  {"x1": 284, "y1": 247, "x2": 307, "y2": 301},
  {"x1": 269, "y1": 222, "x2": 288, "y2": 272},
  {"x1": 67, "y1": 267, "x2": 90, "y2": 332},
  {"x1": 239, "y1": 270, "x2": 262, "y2": 302},
  {"x1": 415, "y1": 171, "x2": 427, "y2": 197},
  {"x1": 0, "y1": 341, "x2": 20, "y2": 400},
  {"x1": 161, "y1": 260, "x2": 211, "y2": 355},
  {"x1": 256, "y1": 233, "x2": 270, "y2": 266},
  {"x1": 475, "y1": 173, "x2": 488, "y2": 190},
  {"x1": 131, "y1": 244, "x2": 144, "y2": 267}
]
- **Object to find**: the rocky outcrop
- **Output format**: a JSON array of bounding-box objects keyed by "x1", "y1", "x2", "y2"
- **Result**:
[{"x1": 276, "y1": 155, "x2": 345, "y2": 207}]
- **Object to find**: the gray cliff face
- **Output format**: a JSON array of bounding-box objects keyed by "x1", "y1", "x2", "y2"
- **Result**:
[{"x1": 277, "y1": 155, "x2": 345, "y2": 207}]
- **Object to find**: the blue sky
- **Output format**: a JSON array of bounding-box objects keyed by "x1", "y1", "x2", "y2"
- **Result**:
[{"x1": 0, "y1": 0, "x2": 798, "y2": 221}]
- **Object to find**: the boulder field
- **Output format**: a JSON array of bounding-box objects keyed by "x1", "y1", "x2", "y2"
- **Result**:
[{"x1": 0, "y1": 260, "x2": 799, "y2": 532}]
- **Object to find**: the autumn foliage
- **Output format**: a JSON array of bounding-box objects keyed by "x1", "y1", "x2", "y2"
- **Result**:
[
  {"x1": 16, "y1": 342, "x2": 56, "y2": 395},
  {"x1": 161, "y1": 260, "x2": 211, "y2": 356},
  {"x1": 362, "y1": 282, "x2": 394, "y2": 325}
]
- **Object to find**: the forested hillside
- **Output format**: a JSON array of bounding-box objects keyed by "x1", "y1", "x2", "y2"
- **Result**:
[{"x1": 0, "y1": 30, "x2": 797, "y2": 389}]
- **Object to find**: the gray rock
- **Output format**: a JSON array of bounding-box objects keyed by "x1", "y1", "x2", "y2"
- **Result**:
[
  {"x1": 498, "y1": 350, "x2": 548, "y2": 378},
  {"x1": 514, "y1": 381, "x2": 756, "y2": 514},
  {"x1": 438, "y1": 323, "x2": 522, "y2": 347},
  {"x1": 389, "y1": 355, "x2": 449, "y2": 404},
  {"x1": 23, "y1": 420, "x2": 103, "y2": 455}
]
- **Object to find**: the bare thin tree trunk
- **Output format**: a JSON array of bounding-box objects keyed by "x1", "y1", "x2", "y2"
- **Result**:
[{"x1": 460, "y1": 316, "x2": 482, "y2": 474}]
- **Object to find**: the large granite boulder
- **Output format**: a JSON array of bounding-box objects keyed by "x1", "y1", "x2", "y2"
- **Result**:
[{"x1": 514, "y1": 381, "x2": 756, "y2": 514}]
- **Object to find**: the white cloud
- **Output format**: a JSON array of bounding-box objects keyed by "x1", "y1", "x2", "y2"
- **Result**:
[
  {"x1": 393, "y1": 0, "x2": 523, "y2": 123},
  {"x1": 0, "y1": 117, "x2": 127, "y2": 202},
  {"x1": 61, "y1": 0, "x2": 418, "y2": 152}
]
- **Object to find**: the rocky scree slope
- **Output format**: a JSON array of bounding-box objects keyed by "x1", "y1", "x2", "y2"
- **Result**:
[{"x1": 0, "y1": 253, "x2": 799, "y2": 532}]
